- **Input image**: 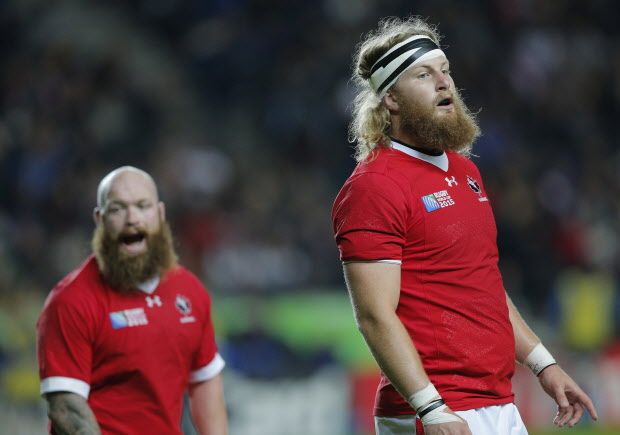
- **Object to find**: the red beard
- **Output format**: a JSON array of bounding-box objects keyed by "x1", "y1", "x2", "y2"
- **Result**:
[
  {"x1": 397, "y1": 88, "x2": 480, "y2": 153},
  {"x1": 92, "y1": 222, "x2": 177, "y2": 292}
]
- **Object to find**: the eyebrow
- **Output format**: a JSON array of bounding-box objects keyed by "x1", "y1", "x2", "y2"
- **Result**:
[
  {"x1": 106, "y1": 198, "x2": 152, "y2": 207},
  {"x1": 411, "y1": 61, "x2": 450, "y2": 72},
  {"x1": 416, "y1": 59, "x2": 449, "y2": 68}
]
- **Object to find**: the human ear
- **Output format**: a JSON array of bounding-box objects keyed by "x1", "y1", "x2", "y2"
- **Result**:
[
  {"x1": 93, "y1": 207, "x2": 102, "y2": 225},
  {"x1": 383, "y1": 91, "x2": 400, "y2": 112}
]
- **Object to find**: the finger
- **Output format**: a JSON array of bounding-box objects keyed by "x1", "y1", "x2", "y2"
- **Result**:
[
  {"x1": 554, "y1": 387, "x2": 571, "y2": 427},
  {"x1": 567, "y1": 402, "x2": 583, "y2": 427},
  {"x1": 575, "y1": 390, "x2": 599, "y2": 421},
  {"x1": 557, "y1": 403, "x2": 575, "y2": 427}
]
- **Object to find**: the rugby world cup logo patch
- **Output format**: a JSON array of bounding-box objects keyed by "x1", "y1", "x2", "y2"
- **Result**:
[
  {"x1": 109, "y1": 308, "x2": 148, "y2": 329},
  {"x1": 421, "y1": 190, "x2": 455, "y2": 212}
]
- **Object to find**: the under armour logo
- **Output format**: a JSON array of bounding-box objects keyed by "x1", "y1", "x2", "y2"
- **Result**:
[
  {"x1": 146, "y1": 295, "x2": 162, "y2": 308},
  {"x1": 445, "y1": 176, "x2": 458, "y2": 187}
]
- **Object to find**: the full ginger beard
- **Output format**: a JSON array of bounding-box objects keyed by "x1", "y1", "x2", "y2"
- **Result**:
[
  {"x1": 395, "y1": 89, "x2": 480, "y2": 153},
  {"x1": 92, "y1": 221, "x2": 177, "y2": 292}
]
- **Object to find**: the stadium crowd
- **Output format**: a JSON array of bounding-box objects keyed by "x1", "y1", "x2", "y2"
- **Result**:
[{"x1": 0, "y1": 0, "x2": 618, "y2": 432}]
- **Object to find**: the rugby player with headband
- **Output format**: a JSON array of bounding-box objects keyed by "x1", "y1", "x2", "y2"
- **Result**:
[{"x1": 332, "y1": 16, "x2": 598, "y2": 435}]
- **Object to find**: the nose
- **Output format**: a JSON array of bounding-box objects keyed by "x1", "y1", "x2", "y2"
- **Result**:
[
  {"x1": 436, "y1": 72, "x2": 450, "y2": 91},
  {"x1": 125, "y1": 205, "x2": 140, "y2": 226}
]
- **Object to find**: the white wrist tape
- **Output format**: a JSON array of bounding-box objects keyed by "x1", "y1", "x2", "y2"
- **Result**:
[
  {"x1": 524, "y1": 343, "x2": 556, "y2": 375},
  {"x1": 420, "y1": 404, "x2": 464, "y2": 426},
  {"x1": 407, "y1": 383, "x2": 441, "y2": 411}
]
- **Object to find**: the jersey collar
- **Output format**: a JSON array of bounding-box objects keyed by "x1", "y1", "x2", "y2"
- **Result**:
[
  {"x1": 390, "y1": 140, "x2": 449, "y2": 172},
  {"x1": 137, "y1": 276, "x2": 160, "y2": 294}
]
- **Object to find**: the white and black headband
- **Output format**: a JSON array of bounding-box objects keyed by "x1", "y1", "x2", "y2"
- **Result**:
[{"x1": 369, "y1": 35, "x2": 445, "y2": 97}]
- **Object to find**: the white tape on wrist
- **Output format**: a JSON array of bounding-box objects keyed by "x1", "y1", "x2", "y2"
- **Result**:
[
  {"x1": 420, "y1": 404, "x2": 463, "y2": 426},
  {"x1": 407, "y1": 383, "x2": 441, "y2": 411},
  {"x1": 524, "y1": 343, "x2": 556, "y2": 375}
]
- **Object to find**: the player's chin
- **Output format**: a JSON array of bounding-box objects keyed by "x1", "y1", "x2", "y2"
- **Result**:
[{"x1": 434, "y1": 106, "x2": 455, "y2": 116}]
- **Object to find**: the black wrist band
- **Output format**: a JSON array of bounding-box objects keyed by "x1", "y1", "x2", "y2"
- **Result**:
[
  {"x1": 418, "y1": 399, "x2": 445, "y2": 418},
  {"x1": 536, "y1": 362, "x2": 557, "y2": 376}
]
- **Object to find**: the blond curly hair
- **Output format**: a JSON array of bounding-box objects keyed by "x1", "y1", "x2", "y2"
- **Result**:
[{"x1": 349, "y1": 17, "x2": 441, "y2": 162}]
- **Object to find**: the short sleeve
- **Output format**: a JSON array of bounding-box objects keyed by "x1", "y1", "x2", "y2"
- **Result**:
[
  {"x1": 36, "y1": 291, "x2": 95, "y2": 398},
  {"x1": 332, "y1": 172, "x2": 409, "y2": 263},
  {"x1": 189, "y1": 286, "x2": 224, "y2": 383}
]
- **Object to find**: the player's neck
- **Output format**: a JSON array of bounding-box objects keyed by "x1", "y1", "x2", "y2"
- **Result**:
[{"x1": 390, "y1": 136, "x2": 443, "y2": 156}]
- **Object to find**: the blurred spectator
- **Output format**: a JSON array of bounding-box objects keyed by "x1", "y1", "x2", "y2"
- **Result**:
[{"x1": 1, "y1": 0, "x2": 619, "y2": 432}]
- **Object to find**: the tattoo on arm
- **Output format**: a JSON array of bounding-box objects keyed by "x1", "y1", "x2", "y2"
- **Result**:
[{"x1": 46, "y1": 392, "x2": 101, "y2": 435}]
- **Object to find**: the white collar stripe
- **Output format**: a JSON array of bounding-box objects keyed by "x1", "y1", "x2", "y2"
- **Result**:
[
  {"x1": 137, "y1": 276, "x2": 160, "y2": 294},
  {"x1": 390, "y1": 141, "x2": 449, "y2": 172}
]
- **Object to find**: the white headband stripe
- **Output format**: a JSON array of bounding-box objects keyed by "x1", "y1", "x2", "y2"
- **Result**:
[{"x1": 369, "y1": 35, "x2": 445, "y2": 96}]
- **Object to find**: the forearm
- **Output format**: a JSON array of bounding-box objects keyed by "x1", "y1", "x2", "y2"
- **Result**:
[
  {"x1": 344, "y1": 262, "x2": 432, "y2": 403},
  {"x1": 344, "y1": 263, "x2": 466, "y2": 429},
  {"x1": 189, "y1": 375, "x2": 228, "y2": 435},
  {"x1": 46, "y1": 392, "x2": 101, "y2": 435},
  {"x1": 357, "y1": 310, "x2": 430, "y2": 399},
  {"x1": 506, "y1": 292, "x2": 541, "y2": 363}
]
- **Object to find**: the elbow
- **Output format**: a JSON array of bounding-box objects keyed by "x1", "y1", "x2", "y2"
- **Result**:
[{"x1": 354, "y1": 311, "x2": 387, "y2": 337}]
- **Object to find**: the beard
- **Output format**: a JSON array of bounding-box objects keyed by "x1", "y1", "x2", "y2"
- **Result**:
[
  {"x1": 92, "y1": 221, "x2": 178, "y2": 292},
  {"x1": 397, "y1": 89, "x2": 480, "y2": 153}
]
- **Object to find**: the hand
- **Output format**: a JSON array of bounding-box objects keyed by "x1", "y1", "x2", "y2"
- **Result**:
[
  {"x1": 424, "y1": 407, "x2": 472, "y2": 435},
  {"x1": 538, "y1": 364, "x2": 598, "y2": 427}
]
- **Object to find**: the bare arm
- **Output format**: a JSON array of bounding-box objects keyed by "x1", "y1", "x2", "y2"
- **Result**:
[
  {"x1": 505, "y1": 293, "x2": 540, "y2": 363},
  {"x1": 46, "y1": 392, "x2": 101, "y2": 435},
  {"x1": 344, "y1": 262, "x2": 429, "y2": 396},
  {"x1": 505, "y1": 292, "x2": 598, "y2": 427},
  {"x1": 344, "y1": 262, "x2": 470, "y2": 434},
  {"x1": 188, "y1": 374, "x2": 228, "y2": 435}
]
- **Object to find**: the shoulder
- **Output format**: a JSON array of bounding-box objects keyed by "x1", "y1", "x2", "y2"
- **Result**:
[
  {"x1": 336, "y1": 149, "x2": 411, "y2": 202},
  {"x1": 38, "y1": 257, "x2": 104, "y2": 330},
  {"x1": 163, "y1": 265, "x2": 210, "y2": 297},
  {"x1": 45, "y1": 257, "x2": 104, "y2": 308},
  {"x1": 358, "y1": 146, "x2": 415, "y2": 180},
  {"x1": 448, "y1": 152, "x2": 481, "y2": 172}
]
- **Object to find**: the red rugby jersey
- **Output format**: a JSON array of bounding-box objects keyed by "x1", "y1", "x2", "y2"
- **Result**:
[
  {"x1": 37, "y1": 256, "x2": 224, "y2": 434},
  {"x1": 332, "y1": 142, "x2": 515, "y2": 416}
]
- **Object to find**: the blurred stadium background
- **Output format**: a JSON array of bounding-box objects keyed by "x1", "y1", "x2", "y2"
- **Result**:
[{"x1": 1, "y1": 0, "x2": 619, "y2": 434}]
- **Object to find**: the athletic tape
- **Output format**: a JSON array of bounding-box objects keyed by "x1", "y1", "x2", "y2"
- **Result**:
[
  {"x1": 407, "y1": 382, "x2": 441, "y2": 411},
  {"x1": 421, "y1": 404, "x2": 464, "y2": 426},
  {"x1": 524, "y1": 343, "x2": 556, "y2": 375}
]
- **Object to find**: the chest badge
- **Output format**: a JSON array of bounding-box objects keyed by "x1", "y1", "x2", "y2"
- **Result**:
[
  {"x1": 176, "y1": 294, "x2": 196, "y2": 324},
  {"x1": 421, "y1": 189, "x2": 455, "y2": 212},
  {"x1": 110, "y1": 308, "x2": 148, "y2": 329},
  {"x1": 467, "y1": 175, "x2": 488, "y2": 202}
]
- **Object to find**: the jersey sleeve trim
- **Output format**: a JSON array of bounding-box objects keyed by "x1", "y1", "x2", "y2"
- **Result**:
[
  {"x1": 342, "y1": 259, "x2": 402, "y2": 265},
  {"x1": 189, "y1": 353, "x2": 225, "y2": 383},
  {"x1": 40, "y1": 376, "x2": 90, "y2": 399}
]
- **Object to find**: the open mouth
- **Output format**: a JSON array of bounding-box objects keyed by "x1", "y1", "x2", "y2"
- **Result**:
[
  {"x1": 437, "y1": 97, "x2": 453, "y2": 107},
  {"x1": 119, "y1": 232, "x2": 146, "y2": 246}
]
